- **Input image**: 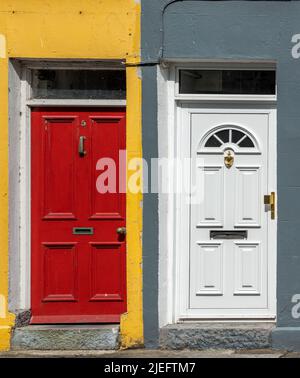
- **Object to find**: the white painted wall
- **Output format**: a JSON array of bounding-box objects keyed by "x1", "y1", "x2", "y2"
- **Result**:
[
  {"x1": 8, "y1": 59, "x2": 22, "y2": 311},
  {"x1": 157, "y1": 65, "x2": 175, "y2": 327}
]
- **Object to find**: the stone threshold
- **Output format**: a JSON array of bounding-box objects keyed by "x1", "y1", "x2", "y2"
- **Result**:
[
  {"x1": 160, "y1": 322, "x2": 275, "y2": 350},
  {"x1": 11, "y1": 324, "x2": 120, "y2": 350}
]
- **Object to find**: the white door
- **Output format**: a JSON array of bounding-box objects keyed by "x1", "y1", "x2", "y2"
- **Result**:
[{"x1": 177, "y1": 105, "x2": 276, "y2": 319}]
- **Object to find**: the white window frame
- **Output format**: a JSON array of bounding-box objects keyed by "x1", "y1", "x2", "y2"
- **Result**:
[
  {"x1": 24, "y1": 60, "x2": 126, "y2": 107},
  {"x1": 174, "y1": 62, "x2": 277, "y2": 103}
]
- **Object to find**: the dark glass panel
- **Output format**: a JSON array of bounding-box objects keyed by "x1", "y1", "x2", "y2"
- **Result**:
[
  {"x1": 216, "y1": 129, "x2": 229, "y2": 143},
  {"x1": 231, "y1": 129, "x2": 245, "y2": 143},
  {"x1": 179, "y1": 69, "x2": 275, "y2": 95},
  {"x1": 32, "y1": 69, "x2": 126, "y2": 99},
  {"x1": 238, "y1": 136, "x2": 255, "y2": 148},
  {"x1": 205, "y1": 136, "x2": 222, "y2": 147}
]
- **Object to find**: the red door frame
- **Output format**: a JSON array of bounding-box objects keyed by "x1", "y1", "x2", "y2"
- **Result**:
[{"x1": 31, "y1": 107, "x2": 127, "y2": 324}]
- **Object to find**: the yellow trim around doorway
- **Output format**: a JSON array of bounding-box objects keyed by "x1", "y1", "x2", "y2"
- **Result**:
[{"x1": 0, "y1": 0, "x2": 143, "y2": 350}]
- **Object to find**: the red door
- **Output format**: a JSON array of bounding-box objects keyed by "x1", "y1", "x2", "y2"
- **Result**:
[{"x1": 31, "y1": 107, "x2": 126, "y2": 323}]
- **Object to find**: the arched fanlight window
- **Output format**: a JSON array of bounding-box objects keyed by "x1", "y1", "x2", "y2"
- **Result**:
[{"x1": 204, "y1": 128, "x2": 255, "y2": 148}]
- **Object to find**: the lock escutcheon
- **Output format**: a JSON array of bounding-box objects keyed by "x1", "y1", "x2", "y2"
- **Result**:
[{"x1": 264, "y1": 192, "x2": 275, "y2": 220}]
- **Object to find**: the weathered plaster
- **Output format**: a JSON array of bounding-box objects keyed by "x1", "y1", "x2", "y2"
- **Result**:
[
  {"x1": 120, "y1": 62, "x2": 144, "y2": 349},
  {"x1": 0, "y1": 0, "x2": 143, "y2": 350},
  {"x1": 0, "y1": 34, "x2": 6, "y2": 58},
  {"x1": 8, "y1": 59, "x2": 22, "y2": 314}
]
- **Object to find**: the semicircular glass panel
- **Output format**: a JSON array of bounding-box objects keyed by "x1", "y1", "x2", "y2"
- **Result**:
[{"x1": 204, "y1": 128, "x2": 255, "y2": 149}]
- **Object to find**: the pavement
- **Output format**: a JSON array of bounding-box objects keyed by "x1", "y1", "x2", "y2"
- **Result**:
[{"x1": 0, "y1": 348, "x2": 300, "y2": 358}]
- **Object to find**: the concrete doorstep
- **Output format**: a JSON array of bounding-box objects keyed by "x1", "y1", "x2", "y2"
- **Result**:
[
  {"x1": 11, "y1": 325, "x2": 120, "y2": 351},
  {"x1": 5, "y1": 322, "x2": 300, "y2": 357},
  {"x1": 159, "y1": 322, "x2": 275, "y2": 350}
]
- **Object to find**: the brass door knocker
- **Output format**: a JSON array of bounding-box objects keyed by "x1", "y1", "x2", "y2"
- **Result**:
[{"x1": 224, "y1": 149, "x2": 234, "y2": 169}]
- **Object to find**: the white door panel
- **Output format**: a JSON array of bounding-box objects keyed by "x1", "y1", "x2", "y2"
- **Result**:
[
  {"x1": 234, "y1": 242, "x2": 261, "y2": 295},
  {"x1": 192, "y1": 242, "x2": 223, "y2": 296},
  {"x1": 197, "y1": 166, "x2": 224, "y2": 227},
  {"x1": 177, "y1": 106, "x2": 276, "y2": 319},
  {"x1": 234, "y1": 166, "x2": 261, "y2": 227}
]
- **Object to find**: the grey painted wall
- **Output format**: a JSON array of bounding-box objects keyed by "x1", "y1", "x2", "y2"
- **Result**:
[
  {"x1": 142, "y1": 66, "x2": 159, "y2": 348},
  {"x1": 142, "y1": 0, "x2": 300, "y2": 349}
]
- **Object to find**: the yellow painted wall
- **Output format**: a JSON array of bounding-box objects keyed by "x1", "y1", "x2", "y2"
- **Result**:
[{"x1": 0, "y1": 0, "x2": 142, "y2": 350}]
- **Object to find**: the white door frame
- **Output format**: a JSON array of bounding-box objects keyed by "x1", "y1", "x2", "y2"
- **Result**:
[
  {"x1": 8, "y1": 59, "x2": 126, "y2": 313},
  {"x1": 157, "y1": 62, "x2": 277, "y2": 326},
  {"x1": 174, "y1": 103, "x2": 277, "y2": 321}
]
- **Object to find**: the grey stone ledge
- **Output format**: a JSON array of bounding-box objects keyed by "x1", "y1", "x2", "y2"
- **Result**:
[
  {"x1": 160, "y1": 322, "x2": 275, "y2": 350},
  {"x1": 11, "y1": 325, "x2": 120, "y2": 351}
]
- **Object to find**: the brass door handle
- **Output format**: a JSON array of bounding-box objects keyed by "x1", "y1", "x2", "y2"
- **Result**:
[
  {"x1": 79, "y1": 136, "x2": 86, "y2": 157},
  {"x1": 264, "y1": 192, "x2": 275, "y2": 220},
  {"x1": 117, "y1": 227, "x2": 126, "y2": 235}
]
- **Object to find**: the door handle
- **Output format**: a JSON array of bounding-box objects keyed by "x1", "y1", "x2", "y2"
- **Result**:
[
  {"x1": 79, "y1": 136, "x2": 86, "y2": 157},
  {"x1": 264, "y1": 192, "x2": 275, "y2": 220},
  {"x1": 116, "y1": 227, "x2": 126, "y2": 236}
]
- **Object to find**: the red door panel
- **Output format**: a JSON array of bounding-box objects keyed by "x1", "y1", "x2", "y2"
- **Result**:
[
  {"x1": 89, "y1": 243, "x2": 124, "y2": 302},
  {"x1": 43, "y1": 116, "x2": 79, "y2": 220},
  {"x1": 31, "y1": 107, "x2": 126, "y2": 324},
  {"x1": 42, "y1": 243, "x2": 78, "y2": 303},
  {"x1": 90, "y1": 116, "x2": 125, "y2": 220}
]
